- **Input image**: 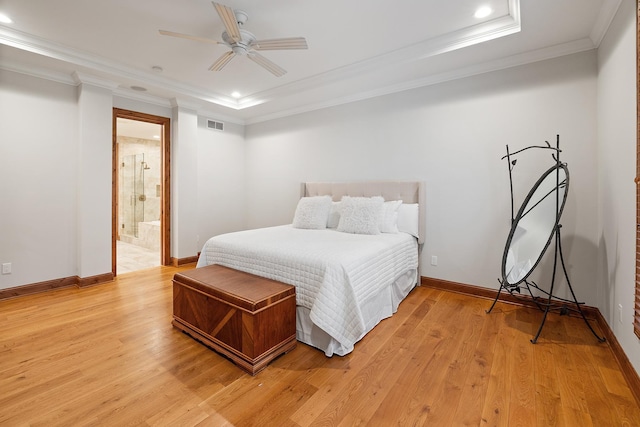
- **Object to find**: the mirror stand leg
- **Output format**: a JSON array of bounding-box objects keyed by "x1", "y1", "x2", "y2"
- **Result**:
[
  {"x1": 486, "y1": 281, "x2": 507, "y2": 314},
  {"x1": 531, "y1": 304, "x2": 552, "y2": 344},
  {"x1": 557, "y1": 229, "x2": 606, "y2": 343},
  {"x1": 531, "y1": 227, "x2": 562, "y2": 344},
  {"x1": 530, "y1": 275, "x2": 556, "y2": 344}
]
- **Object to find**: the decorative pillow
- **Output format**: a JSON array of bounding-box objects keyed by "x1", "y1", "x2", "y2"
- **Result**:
[
  {"x1": 292, "y1": 196, "x2": 332, "y2": 229},
  {"x1": 327, "y1": 201, "x2": 342, "y2": 228},
  {"x1": 379, "y1": 200, "x2": 402, "y2": 233},
  {"x1": 397, "y1": 203, "x2": 419, "y2": 238},
  {"x1": 337, "y1": 196, "x2": 384, "y2": 235}
]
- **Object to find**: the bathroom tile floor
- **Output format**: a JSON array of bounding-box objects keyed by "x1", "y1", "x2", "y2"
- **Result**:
[{"x1": 117, "y1": 240, "x2": 161, "y2": 274}]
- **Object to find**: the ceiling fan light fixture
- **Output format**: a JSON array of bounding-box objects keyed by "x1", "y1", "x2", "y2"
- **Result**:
[
  {"x1": 162, "y1": 3, "x2": 307, "y2": 77},
  {"x1": 234, "y1": 10, "x2": 248, "y2": 26},
  {"x1": 253, "y1": 37, "x2": 308, "y2": 50},
  {"x1": 248, "y1": 52, "x2": 286, "y2": 77},
  {"x1": 213, "y1": 2, "x2": 241, "y2": 41},
  {"x1": 232, "y1": 45, "x2": 247, "y2": 55},
  {"x1": 210, "y1": 51, "x2": 235, "y2": 71},
  {"x1": 222, "y1": 29, "x2": 256, "y2": 54},
  {"x1": 474, "y1": 6, "x2": 493, "y2": 19}
]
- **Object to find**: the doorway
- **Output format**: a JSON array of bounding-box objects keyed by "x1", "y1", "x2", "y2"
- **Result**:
[{"x1": 112, "y1": 108, "x2": 171, "y2": 275}]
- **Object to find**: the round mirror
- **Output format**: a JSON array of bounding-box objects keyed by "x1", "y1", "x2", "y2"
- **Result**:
[{"x1": 501, "y1": 163, "x2": 569, "y2": 286}]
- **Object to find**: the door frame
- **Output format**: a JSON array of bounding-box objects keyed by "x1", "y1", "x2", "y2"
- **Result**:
[
  {"x1": 112, "y1": 108, "x2": 171, "y2": 274},
  {"x1": 635, "y1": 0, "x2": 640, "y2": 338}
]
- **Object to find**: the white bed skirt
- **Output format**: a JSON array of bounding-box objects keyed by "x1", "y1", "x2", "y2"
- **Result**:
[{"x1": 295, "y1": 268, "x2": 418, "y2": 356}]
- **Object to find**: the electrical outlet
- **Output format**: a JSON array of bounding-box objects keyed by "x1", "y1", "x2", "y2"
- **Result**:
[
  {"x1": 2, "y1": 263, "x2": 11, "y2": 274},
  {"x1": 431, "y1": 256, "x2": 438, "y2": 266},
  {"x1": 618, "y1": 304, "x2": 623, "y2": 324}
]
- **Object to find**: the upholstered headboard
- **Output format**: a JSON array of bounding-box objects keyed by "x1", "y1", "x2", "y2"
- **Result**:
[{"x1": 301, "y1": 181, "x2": 426, "y2": 244}]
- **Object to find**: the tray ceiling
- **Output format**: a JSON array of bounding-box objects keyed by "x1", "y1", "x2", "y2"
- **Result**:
[{"x1": 0, "y1": 0, "x2": 620, "y2": 124}]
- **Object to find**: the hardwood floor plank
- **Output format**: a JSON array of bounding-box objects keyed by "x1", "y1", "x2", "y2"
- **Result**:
[
  {"x1": 532, "y1": 339, "x2": 562, "y2": 426},
  {"x1": 337, "y1": 290, "x2": 447, "y2": 425},
  {"x1": 480, "y1": 306, "x2": 516, "y2": 426},
  {"x1": 288, "y1": 289, "x2": 433, "y2": 426},
  {"x1": 410, "y1": 295, "x2": 487, "y2": 426},
  {"x1": 207, "y1": 347, "x2": 321, "y2": 424},
  {"x1": 365, "y1": 295, "x2": 439, "y2": 424},
  {"x1": 387, "y1": 293, "x2": 480, "y2": 425},
  {"x1": 507, "y1": 308, "x2": 537, "y2": 425},
  {"x1": 148, "y1": 397, "x2": 212, "y2": 427},
  {"x1": 567, "y1": 334, "x2": 633, "y2": 425},
  {"x1": 0, "y1": 266, "x2": 638, "y2": 426},
  {"x1": 306, "y1": 333, "x2": 414, "y2": 425},
  {"x1": 451, "y1": 299, "x2": 503, "y2": 426}
]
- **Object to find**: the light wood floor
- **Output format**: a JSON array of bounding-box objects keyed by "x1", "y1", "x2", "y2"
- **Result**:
[{"x1": 1, "y1": 265, "x2": 638, "y2": 426}]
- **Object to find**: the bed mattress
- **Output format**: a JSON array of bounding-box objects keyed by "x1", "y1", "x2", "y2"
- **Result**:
[{"x1": 197, "y1": 225, "x2": 419, "y2": 355}]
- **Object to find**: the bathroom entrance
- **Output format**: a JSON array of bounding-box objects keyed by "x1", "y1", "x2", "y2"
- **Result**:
[{"x1": 112, "y1": 109, "x2": 171, "y2": 275}]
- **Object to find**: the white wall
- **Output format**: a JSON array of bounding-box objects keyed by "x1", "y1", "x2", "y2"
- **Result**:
[
  {"x1": 0, "y1": 71, "x2": 78, "y2": 288},
  {"x1": 170, "y1": 107, "x2": 248, "y2": 259},
  {"x1": 196, "y1": 117, "x2": 246, "y2": 251},
  {"x1": 245, "y1": 50, "x2": 599, "y2": 303},
  {"x1": 171, "y1": 106, "x2": 199, "y2": 259},
  {"x1": 0, "y1": 75, "x2": 246, "y2": 289},
  {"x1": 76, "y1": 81, "x2": 114, "y2": 278},
  {"x1": 597, "y1": 0, "x2": 639, "y2": 374}
]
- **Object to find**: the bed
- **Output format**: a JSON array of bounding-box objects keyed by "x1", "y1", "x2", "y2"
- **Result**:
[{"x1": 196, "y1": 181, "x2": 425, "y2": 356}]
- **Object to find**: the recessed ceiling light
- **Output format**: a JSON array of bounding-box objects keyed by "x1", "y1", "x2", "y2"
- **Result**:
[
  {"x1": 0, "y1": 13, "x2": 13, "y2": 24},
  {"x1": 151, "y1": 65, "x2": 163, "y2": 73},
  {"x1": 474, "y1": 6, "x2": 492, "y2": 19},
  {"x1": 131, "y1": 85, "x2": 147, "y2": 92},
  {"x1": 153, "y1": 135, "x2": 160, "y2": 139},
  {"x1": 231, "y1": 91, "x2": 241, "y2": 98}
]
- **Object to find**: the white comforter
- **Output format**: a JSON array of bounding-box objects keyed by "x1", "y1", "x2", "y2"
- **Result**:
[{"x1": 197, "y1": 225, "x2": 418, "y2": 353}]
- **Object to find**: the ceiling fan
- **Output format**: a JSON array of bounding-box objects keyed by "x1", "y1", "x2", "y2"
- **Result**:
[{"x1": 159, "y1": 2, "x2": 308, "y2": 77}]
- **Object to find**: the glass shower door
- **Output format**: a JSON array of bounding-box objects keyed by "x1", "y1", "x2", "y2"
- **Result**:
[{"x1": 120, "y1": 153, "x2": 146, "y2": 238}]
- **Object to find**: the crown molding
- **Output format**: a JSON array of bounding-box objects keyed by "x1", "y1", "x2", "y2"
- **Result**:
[
  {"x1": 72, "y1": 71, "x2": 119, "y2": 90},
  {"x1": 589, "y1": 0, "x2": 623, "y2": 47},
  {"x1": 0, "y1": 58, "x2": 76, "y2": 85},
  {"x1": 245, "y1": 37, "x2": 595, "y2": 125},
  {"x1": 170, "y1": 98, "x2": 247, "y2": 126},
  {"x1": 0, "y1": 26, "x2": 238, "y2": 109},
  {"x1": 241, "y1": 2, "x2": 522, "y2": 108},
  {"x1": 112, "y1": 87, "x2": 173, "y2": 109},
  {"x1": 0, "y1": 1, "x2": 521, "y2": 114},
  {"x1": 170, "y1": 98, "x2": 200, "y2": 112},
  {"x1": 0, "y1": 0, "x2": 610, "y2": 127},
  {"x1": 195, "y1": 108, "x2": 246, "y2": 126}
]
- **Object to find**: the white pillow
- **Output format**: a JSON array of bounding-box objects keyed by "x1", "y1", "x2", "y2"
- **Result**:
[
  {"x1": 397, "y1": 203, "x2": 419, "y2": 238},
  {"x1": 379, "y1": 200, "x2": 402, "y2": 233},
  {"x1": 337, "y1": 196, "x2": 384, "y2": 235},
  {"x1": 327, "y1": 201, "x2": 342, "y2": 228},
  {"x1": 292, "y1": 196, "x2": 332, "y2": 229}
]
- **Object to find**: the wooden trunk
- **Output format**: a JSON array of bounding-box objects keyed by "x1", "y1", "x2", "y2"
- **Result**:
[{"x1": 172, "y1": 264, "x2": 297, "y2": 375}]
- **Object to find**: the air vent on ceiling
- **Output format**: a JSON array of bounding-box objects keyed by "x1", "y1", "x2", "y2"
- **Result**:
[{"x1": 207, "y1": 119, "x2": 224, "y2": 131}]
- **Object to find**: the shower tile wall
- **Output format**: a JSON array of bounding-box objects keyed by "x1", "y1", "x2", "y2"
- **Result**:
[{"x1": 118, "y1": 135, "x2": 161, "y2": 250}]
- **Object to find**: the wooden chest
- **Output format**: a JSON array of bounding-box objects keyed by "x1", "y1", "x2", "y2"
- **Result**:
[{"x1": 172, "y1": 264, "x2": 297, "y2": 375}]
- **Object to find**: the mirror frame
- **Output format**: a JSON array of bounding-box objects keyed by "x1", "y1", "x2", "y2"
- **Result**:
[{"x1": 501, "y1": 163, "x2": 570, "y2": 286}]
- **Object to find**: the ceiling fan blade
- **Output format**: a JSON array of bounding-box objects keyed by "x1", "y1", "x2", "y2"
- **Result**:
[
  {"x1": 247, "y1": 52, "x2": 286, "y2": 77},
  {"x1": 159, "y1": 30, "x2": 222, "y2": 45},
  {"x1": 252, "y1": 37, "x2": 308, "y2": 50},
  {"x1": 209, "y1": 51, "x2": 236, "y2": 71},
  {"x1": 212, "y1": 2, "x2": 241, "y2": 42}
]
